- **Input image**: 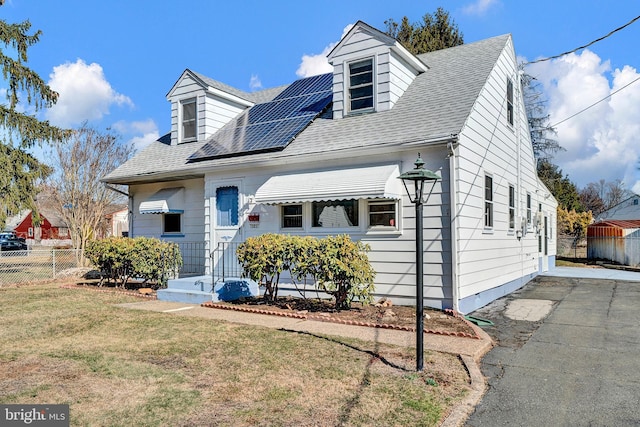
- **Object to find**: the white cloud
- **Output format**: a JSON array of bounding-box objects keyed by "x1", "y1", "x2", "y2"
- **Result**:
[
  {"x1": 296, "y1": 24, "x2": 354, "y2": 78},
  {"x1": 46, "y1": 59, "x2": 133, "y2": 127},
  {"x1": 462, "y1": 0, "x2": 499, "y2": 16},
  {"x1": 249, "y1": 74, "x2": 262, "y2": 91},
  {"x1": 113, "y1": 119, "x2": 159, "y2": 152},
  {"x1": 527, "y1": 50, "x2": 640, "y2": 191}
]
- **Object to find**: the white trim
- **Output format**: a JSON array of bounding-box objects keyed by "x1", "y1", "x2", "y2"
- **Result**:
[{"x1": 206, "y1": 86, "x2": 254, "y2": 108}]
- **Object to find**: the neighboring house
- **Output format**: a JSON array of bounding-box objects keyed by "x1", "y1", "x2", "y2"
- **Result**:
[
  {"x1": 595, "y1": 194, "x2": 640, "y2": 222},
  {"x1": 103, "y1": 205, "x2": 130, "y2": 238},
  {"x1": 103, "y1": 21, "x2": 557, "y2": 313},
  {"x1": 588, "y1": 220, "x2": 640, "y2": 267},
  {"x1": 5, "y1": 209, "x2": 70, "y2": 241}
]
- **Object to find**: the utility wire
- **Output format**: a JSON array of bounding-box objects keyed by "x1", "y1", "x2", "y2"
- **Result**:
[
  {"x1": 526, "y1": 14, "x2": 640, "y2": 65},
  {"x1": 550, "y1": 74, "x2": 640, "y2": 128}
]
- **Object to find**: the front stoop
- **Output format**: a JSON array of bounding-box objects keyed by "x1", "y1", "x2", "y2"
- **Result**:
[{"x1": 157, "y1": 276, "x2": 259, "y2": 304}]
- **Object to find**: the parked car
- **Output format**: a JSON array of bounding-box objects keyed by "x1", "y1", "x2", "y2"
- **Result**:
[
  {"x1": 0, "y1": 237, "x2": 28, "y2": 251},
  {"x1": 0, "y1": 232, "x2": 25, "y2": 243}
]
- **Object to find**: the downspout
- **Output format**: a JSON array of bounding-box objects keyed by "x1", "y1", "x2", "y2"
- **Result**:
[
  {"x1": 448, "y1": 139, "x2": 460, "y2": 313},
  {"x1": 104, "y1": 184, "x2": 133, "y2": 237}
]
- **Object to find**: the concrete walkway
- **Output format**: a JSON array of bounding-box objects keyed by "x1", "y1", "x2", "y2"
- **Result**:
[{"x1": 118, "y1": 299, "x2": 493, "y2": 359}]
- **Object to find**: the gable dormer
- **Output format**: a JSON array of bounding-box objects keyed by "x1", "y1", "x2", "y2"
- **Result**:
[
  {"x1": 166, "y1": 69, "x2": 254, "y2": 146},
  {"x1": 327, "y1": 21, "x2": 428, "y2": 119}
]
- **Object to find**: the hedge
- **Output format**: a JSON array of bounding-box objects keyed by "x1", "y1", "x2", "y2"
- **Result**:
[{"x1": 85, "y1": 237, "x2": 182, "y2": 288}]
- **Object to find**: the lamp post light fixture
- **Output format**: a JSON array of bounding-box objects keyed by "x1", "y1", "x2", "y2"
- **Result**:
[{"x1": 398, "y1": 153, "x2": 441, "y2": 372}]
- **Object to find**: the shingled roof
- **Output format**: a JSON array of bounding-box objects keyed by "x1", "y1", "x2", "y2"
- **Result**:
[{"x1": 104, "y1": 34, "x2": 510, "y2": 185}]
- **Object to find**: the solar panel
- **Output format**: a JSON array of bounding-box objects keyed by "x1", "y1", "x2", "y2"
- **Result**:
[{"x1": 188, "y1": 73, "x2": 333, "y2": 162}]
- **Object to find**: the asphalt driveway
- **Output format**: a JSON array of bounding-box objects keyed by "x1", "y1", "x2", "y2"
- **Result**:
[{"x1": 465, "y1": 267, "x2": 640, "y2": 426}]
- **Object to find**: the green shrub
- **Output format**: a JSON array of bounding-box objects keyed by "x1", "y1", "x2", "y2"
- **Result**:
[
  {"x1": 236, "y1": 233, "x2": 289, "y2": 301},
  {"x1": 304, "y1": 235, "x2": 376, "y2": 309},
  {"x1": 236, "y1": 234, "x2": 375, "y2": 308},
  {"x1": 85, "y1": 237, "x2": 182, "y2": 288}
]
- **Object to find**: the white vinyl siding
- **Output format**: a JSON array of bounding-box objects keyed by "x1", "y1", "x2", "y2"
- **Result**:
[
  {"x1": 202, "y1": 149, "x2": 451, "y2": 308},
  {"x1": 130, "y1": 178, "x2": 205, "y2": 243},
  {"x1": 452, "y1": 37, "x2": 557, "y2": 302}
]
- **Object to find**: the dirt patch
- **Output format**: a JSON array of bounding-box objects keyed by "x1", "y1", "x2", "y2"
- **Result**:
[{"x1": 208, "y1": 296, "x2": 477, "y2": 337}]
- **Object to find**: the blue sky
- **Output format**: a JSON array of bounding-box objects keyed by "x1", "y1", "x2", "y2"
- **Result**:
[{"x1": 3, "y1": 0, "x2": 640, "y2": 192}]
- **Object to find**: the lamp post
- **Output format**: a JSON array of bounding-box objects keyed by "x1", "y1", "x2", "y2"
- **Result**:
[{"x1": 398, "y1": 153, "x2": 441, "y2": 372}]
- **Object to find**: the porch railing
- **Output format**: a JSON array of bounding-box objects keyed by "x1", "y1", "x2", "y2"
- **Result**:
[
  {"x1": 210, "y1": 242, "x2": 243, "y2": 283},
  {"x1": 176, "y1": 241, "x2": 207, "y2": 277}
]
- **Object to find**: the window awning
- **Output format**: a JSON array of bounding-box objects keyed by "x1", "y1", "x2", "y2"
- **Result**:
[
  {"x1": 254, "y1": 164, "x2": 402, "y2": 204},
  {"x1": 139, "y1": 187, "x2": 185, "y2": 214}
]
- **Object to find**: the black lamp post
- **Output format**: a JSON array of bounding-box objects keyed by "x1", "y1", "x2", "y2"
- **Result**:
[{"x1": 398, "y1": 153, "x2": 441, "y2": 372}]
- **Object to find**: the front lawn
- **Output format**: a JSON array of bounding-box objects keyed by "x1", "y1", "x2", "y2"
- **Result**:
[{"x1": 0, "y1": 283, "x2": 470, "y2": 426}]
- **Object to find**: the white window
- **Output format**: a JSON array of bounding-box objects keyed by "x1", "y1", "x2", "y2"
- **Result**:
[
  {"x1": 506, "y1": 79, "x2": 514, "y2": 126},
  {"x1": 508, "y1": 184, "x2": 515, "y2": 230},
  {"x1": 312, "y1": 200, "x2": 358, "y2": 228},
  {"x1": 484, "y1": 175, "x2": 493, "y2": 228},
  {"x1": 28, "y1": 227, "x2": 33, "y2": 237},
  {"x1": 368, "y1": 200, "x2": 397, "y2": 228},
  {"x1": 163, "y1": 213, "x2": 181, "y2": 234},
  {"x1": 282, "y1": 205, "x2": 303, "y2": 228},
  {"x1": 348, "y1": 58, "x2": 374, "y2": 113},
  {"x1": 181, "y1": 98, "x2": 197, "y2": 142},
  {"x1": 526, "y1": 193, "x2": 532, "y2": 227}
]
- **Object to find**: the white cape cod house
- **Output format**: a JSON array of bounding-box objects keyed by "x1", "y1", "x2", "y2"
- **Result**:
[{"x1": 103, "y1": 21, "x2": 557, "y2": 314}]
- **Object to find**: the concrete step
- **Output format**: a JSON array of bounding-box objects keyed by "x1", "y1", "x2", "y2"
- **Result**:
[
  {"x1": 157, "y1": 288, "x2": 214, "y2": 304},
  {"x1": 160, "y1": 276, "x2": 261, "y2": 304},
  {"x1": 166, "y1": 275, "x2": 213, "y2": 291}
]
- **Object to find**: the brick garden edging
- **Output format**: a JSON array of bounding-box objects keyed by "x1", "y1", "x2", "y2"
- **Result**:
[{"x1": 202, "y1": 301, "x2": 480, "y2": 339}]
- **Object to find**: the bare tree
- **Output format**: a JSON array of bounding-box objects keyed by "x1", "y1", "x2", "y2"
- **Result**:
[
  {"x1": 48, "y1": 123, "x2": 133, "y2": 265},
  {"x1": 579, "y1": 183, "x2": 605, "y2": 217}
]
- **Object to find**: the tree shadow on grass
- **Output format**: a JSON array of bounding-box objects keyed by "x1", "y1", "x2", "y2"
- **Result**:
[{"x1": 279, "y1": 328, "x2": 412, "y2": 425}]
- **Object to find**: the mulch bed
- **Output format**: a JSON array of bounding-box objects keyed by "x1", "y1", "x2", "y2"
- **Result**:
[{"x1": 202, "y1": 296, "x2": 479, "y2": 339}]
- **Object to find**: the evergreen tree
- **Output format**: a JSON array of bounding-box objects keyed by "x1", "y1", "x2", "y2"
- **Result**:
[
  {"x1": 384, "y1": 7, "x2": 464, "y2": 55},
  {"x1": 537, "y1": 159, "x2": 582, "y2": 211},
  {"x1": 0, "y1": 16, "x2": 71, "y2": 227}
]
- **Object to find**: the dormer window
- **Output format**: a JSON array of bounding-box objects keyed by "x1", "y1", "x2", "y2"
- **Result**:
[
  {"x1": 181, "y1": 98, "x2": 197, "y2": 142},
  {"x1": 348, "y1": 58, "x2": 374, "y2": 113}
]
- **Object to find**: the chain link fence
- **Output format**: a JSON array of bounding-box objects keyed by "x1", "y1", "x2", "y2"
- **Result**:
[
  {"x1": 0, "y1": 242, "x2": 208, "y2": 286},
  {"x1": 0, "y1": 248, "x2": 81, "y2": 286},
  {"x1": 557, "y1": 236, "x2": 587, "y2": 259}
]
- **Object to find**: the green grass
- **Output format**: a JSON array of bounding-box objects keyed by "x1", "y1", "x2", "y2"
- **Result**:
[{"x1": 0, "y1": 283, "x2": 470, "y2": 426}]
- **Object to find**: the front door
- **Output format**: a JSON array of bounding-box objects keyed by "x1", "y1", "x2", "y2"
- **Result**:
[{"x1": 211, "y1": 184, "x2": 243, "y2": 280}]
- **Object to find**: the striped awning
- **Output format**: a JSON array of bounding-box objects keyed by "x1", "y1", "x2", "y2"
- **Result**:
[
  {"x1": 139, "y1": 187, "x2": 185, "y2": 214},
  {"x1": 254, "y1": 164, "x2": 402, "y2": 204}
]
